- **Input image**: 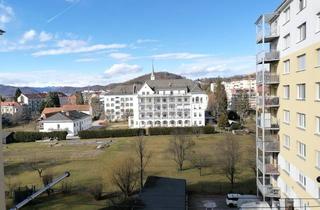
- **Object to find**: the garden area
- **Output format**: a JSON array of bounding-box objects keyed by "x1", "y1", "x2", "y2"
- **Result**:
[{"x1": 4, "y1": 133, "x2": 256, "y2": 209}]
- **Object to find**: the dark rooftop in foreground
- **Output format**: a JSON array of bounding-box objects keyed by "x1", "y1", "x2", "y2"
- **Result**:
[
  {"x1": 137, "y1": 176, "x2": 186, "y2": 210},
  {"x1": 42, "y1": 110, "x2": 90, "y2": 122}
]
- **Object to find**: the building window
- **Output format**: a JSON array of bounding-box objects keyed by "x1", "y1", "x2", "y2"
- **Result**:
[
  {"x1": 283, "y1": 110, "x2": 290, "y2": 124},
  {"x1": 284, "y1": 85, "x2": 290, "y2": 99},
  {"x1": 284, "y1": 7, "x2": 290, "y2": 23},
  {"x1": 298, "y1": 141, "x2": 306, "y2": 158},
  {"x1": 284, "y1": 33, "x2": 290, "y2": 49},
  {"x1": 316, "y1": 117, "x2": 320, "y2": 134},
  {"x1": 284, "y1": 134, "x2": 290, "y2": 149},
  {"x1": 298, "y1": 172, "x2": 307, "y2": 188},
  {"x1": 284, "y1": 160, "x2": 291, "y2": 174},
  {"x1": 298, "y1": 23, "x2": 306, "y2": 42},
  {"x1": 317, "y1": 49, "x2": 320, "y2": 66},
  {"x1": 297, "y1": 84, "x2": 306, "y2": 100},
  {"x1": 284, "y1": 60, "x2": 290, "y2": 74},
  {"x1": 317, "y1": 13, "x2": 320, "y2": 32},
  {"x1": 297, "y1": 54, "x2": 306, "y2": 71},
  {"x1": 297, "y1": 113, "x2": 306, "y2": 129},
  {"x1": 298, "y1": 0, "x2": 306, "y2": 12},
  {"x1": 316, "y1": 150, "x2": 320, "y2": 169}
]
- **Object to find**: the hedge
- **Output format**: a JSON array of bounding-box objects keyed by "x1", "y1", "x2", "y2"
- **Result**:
[
  {"x1": 13, "y1": 131, "x2": 68, "y2": 143},
  {"x1": 149, "y1": 126, "x2": 215, "y2": 136},
  {"x1": 79, "y1": 128, "x2": 146, "y2": 139}
]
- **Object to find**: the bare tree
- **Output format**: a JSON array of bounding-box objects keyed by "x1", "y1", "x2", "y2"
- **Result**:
[
  {"x1": 135, "y1": 135, "x2": 151, "y2": 191},
  {"x1": 217, "y1": 134, "x2": 240, "y2": 190},
  {"x1": 168, "y1": 129, "x2": 195, "y2": 171},
  {"x1": 111, "y1": 157, "x2": 138, "y2": 199},
  {"x1": 190, "y1": 151, "x2": 211, "y2": 176}
]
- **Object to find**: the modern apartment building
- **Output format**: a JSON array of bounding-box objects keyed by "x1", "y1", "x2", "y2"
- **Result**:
[
  {"x1": 256, "y1": 0, "x2": 320, "y2": 208},
  {"x1": 211, "y1": 78, "x2": 257, "y2": 110},
  {"x1": 129, "y1": 74, "x2": 208, "y2": 128}
]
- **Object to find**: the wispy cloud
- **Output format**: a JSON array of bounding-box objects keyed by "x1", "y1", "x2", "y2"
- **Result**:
[
  {"x1": 177, "y1": 55, "x2": 255, "y2": 78},
  {"x1": 152, "y1": 52, "x2": 210, "y2": 60},
  {"x1": 0, "y1": 2, "x2": 14, "y2": 26},
  {"x1": 75, "y1": 58, "x2": 98, "y2": 62},
  {"x1": 39, "y1": 31, "x2": 53, "y2": 42},
  {"x1": 109, "y1": 52, "x2": 132, "y2": 61},
  {"x1": 136, "y1": 39, "x2": 158, "y2": 44},
  {"x1": 32, "y1": 39, "x2": 126, "y2": 56},
  {"x1": 20, "y1": 29, "x2": 37, "y2": 44},
  {"x1": 104, "y1": 63, "x2": 142, "y2": 77}
]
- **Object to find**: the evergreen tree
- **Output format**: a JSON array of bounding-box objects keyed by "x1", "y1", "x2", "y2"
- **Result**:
[
  {"x1": 235, "y1": 90, "x2": 250, "y2": 125},
  {"x1": 213, "y1": 78, "x2": 228, "y2": 118},
  {"x1": 75, "y1": 92, "x2": 84, "y2": 105},
  {"x1": 46, "y1": 92, "x2": 60, "y2": 107},
  {"x1": 14, "y1": 88, "x2": 22, "y2": 102}
]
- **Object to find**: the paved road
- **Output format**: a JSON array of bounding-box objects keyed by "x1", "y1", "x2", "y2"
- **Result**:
[{"x1": 189, "y1": 194, "x2": 232, "y2": 210}]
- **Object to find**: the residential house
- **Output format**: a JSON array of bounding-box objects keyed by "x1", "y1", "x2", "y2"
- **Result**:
[
  {"x1": 39, "y1": 110, "x2": 92, "y2": 137},
  {"x1": 0, "y1": 101, "x2": 23, "y2": 122},
  {"x1": 40, "y1": 104, "x2": 92, "y2": 119},
  {"x1": 17, "y1": 93, "x2": 46, "y2": 114}
]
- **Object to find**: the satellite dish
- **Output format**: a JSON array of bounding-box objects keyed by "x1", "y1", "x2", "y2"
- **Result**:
[{"x1": 317, "y1": 176, "x2": 320, "y2": 183}]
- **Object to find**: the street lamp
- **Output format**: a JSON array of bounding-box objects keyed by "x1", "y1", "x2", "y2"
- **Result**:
[{"x1": 0, "y1": 28, "x2": 6, "y2": 210}]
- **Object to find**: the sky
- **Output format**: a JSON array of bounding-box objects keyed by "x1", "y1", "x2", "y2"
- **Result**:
[{"x1": 0, "y1": 0, "x2": 281, "y2": 87}]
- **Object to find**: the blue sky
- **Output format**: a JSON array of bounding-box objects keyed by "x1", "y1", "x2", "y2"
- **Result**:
[{"x1": 0, "y1": 0, "x2": 281, "y2": 87}]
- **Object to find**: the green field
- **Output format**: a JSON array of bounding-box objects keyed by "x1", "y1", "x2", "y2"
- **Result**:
[{"x1": 4, "y1": 134, "x2": 256, "y2": 209}]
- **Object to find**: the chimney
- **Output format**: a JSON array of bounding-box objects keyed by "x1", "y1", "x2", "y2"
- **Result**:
[
  {"x1": 133, "y1": 84, "x2": 137, "y2": 93},
  {"x1": 65, "y1": 111, "x2": 70, "y2": 116}
]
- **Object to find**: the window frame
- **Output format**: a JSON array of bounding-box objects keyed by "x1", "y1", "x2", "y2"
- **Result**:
[
  {"x1": 297, "y1": 22, "x2": 307, "y2": 42},
  {"x1": 297, "y1": 54, "x2": 306, "y2": 71},
  {"x1": 298, "y1": 141, "x2": 307, "y2": 159},
  {"x1": 283, "y1": 109, "x2": 290, "y2": 124},
  {"x1": 283, "y1": 85, "x2": 290, "y2": 99},
  {"x1": 284, "y1": 59, "x2": 290, "y2": 74},
  {"x1": 283, "y1": 33, "x2": 291, "y2": 50},
  {"x1": 296, "y1": 83, "x2": 306, "y2": 100},
  {"x1": 297, "y1": 112, "x2": 306, "y2": 129},
  {"x1": 284, "y1": 134, "x2": 291, "y2": 149}
]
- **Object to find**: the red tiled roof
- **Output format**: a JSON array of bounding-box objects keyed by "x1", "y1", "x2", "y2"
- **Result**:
[
  {"x1": 0, "y1": 101, "x2": 21, "y2": 107},
  {"x1": 23, "y1": 93, "x2": 47, "y2": 99},
  {"x1": 41, "y1": 104, "x2": 90, "y2": 116}
]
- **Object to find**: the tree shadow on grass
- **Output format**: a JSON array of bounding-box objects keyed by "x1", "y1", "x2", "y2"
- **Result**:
[{"x1": 187, "y1": 178, "x2": 256, "y2": 195}]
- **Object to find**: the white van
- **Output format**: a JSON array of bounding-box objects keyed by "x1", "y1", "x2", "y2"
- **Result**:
[{"x1": 226, "y1": 194, "x2": 258, "y2": 207}]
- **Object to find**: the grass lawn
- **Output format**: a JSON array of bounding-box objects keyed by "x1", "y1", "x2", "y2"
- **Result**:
[
  {"x1": 4, "y1": 133, "x2": 256, "y2": 209},
  {"x1": 105, "y1": 121, "x2": 129, "y2": 129}
]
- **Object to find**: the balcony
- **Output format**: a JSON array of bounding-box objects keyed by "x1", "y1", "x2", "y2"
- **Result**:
[
  {"x1": 256, "y1": 51, "x2": 280, "y2": 64},
  {"x1": 257, "y1": 117, "x2": 279, "y2": 130},
  {"x1": 257, "y1": 159, "x2": 279, "y2": 175},
  {"x1": 256, "y1": 71, "x2": 279, "y2": 85},
  {"x1": 256, "y1": 96, "x2": 279, "y2": 107},
  {"x1": 256, "y1": 28, "x2": 279, "y2": 44},
  {"x1": 257, "y1": 179, "x2": 280, "y2": 198},
  {"x1": 257, "y1": 137, "x2": 280, "y2": 152}
]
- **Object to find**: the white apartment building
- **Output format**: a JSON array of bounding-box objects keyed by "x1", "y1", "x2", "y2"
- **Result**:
[
  {"x1": 256, "y1": 0, "x2": 320, "y2": 208},
  {"x1": 100, "y1": 85, "x2": 139, "y2": 121},
  {"x1": 129, "y1": 73, "x2": 208, "y2": 128},
  {"x1": 0, "y1": 101, "x2": 23, "y2": 121},
  {"x1": 211, "y1": 78, "x2": 257, "y2": 109},
  {"x1": 39, "y1": 110, "x2": 92, "y2": 137}
]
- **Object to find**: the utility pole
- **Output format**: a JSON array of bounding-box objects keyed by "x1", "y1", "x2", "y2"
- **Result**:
[{"x1": 0, "y1": 29, "x2": 6, "y2": 210}]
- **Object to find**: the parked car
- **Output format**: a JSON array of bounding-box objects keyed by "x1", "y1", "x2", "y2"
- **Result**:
[
  {"x1": 239, "y1": 201, "x2": 271, "y2": 210},
  {"x1": 226, "y1": 193, "x2": 258, "y2": 207}
]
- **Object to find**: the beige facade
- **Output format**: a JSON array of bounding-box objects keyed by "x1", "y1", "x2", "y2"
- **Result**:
[{"x1": 256, "y1": 0, "x2": 320, "y2": 208}]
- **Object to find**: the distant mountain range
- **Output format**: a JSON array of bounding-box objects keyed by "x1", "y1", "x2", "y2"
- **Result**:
[
  {"x1": 0, "y1": 71, "x2": 255, "y2": 97},
  {"x1": 0, "y1": 72, "x2": 184, "y2": 97}
]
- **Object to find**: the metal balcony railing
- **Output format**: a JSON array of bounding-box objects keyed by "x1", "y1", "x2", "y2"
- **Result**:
[
  {"x1": 257, "y1": 117, "x2": 279, "y2": 130},
  {"x1": 257, "y1": 71, "x2": 280, "y2": 84},
  {"x1": 256, "y1": 51, "x2": 280, "y2": 64},
  {"x1": 257, "y1": 159, "x2": 279, "y2": 175},
  {"x1": 257, "y1": 96, "x2": 279, "y2": 107},
  {"x1": 257, "y1": 179, "x2": 280, "y2": 198},
  {"x1": 256, "y1": 27, "x2": 279, "y2": 44},
  {"x1": 257, "y1": 137, "x2": 280, "y2": 152}
]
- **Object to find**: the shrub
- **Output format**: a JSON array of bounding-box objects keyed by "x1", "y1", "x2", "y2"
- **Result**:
[
  {"x1": 13, "y1": 131, "x2": 68, "y2": 143},
  {"x1": 78, "y1": 128, "x2": 146, "y2": 139},
  {"x1": 149, "y1": 126, "x2": 215, "y2": 136}
]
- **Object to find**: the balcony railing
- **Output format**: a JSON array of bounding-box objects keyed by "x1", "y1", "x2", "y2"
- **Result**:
[
  {"x1": 257, "y1": 159, "x2": 279, "y2": 175},
  {"x1": 257, "y1": 51, "x2": 280, "y2": 64},
  {"x1": 256, "y1": 96, "x2": 279, "y2": 107},
  {"x1": 257, "y1": 71, "x2": 279, "y2": 84},
  {"x1": 256, "y1": 27, "x2": 279, "y2": 44},
  {"x1": 257, "y1": 117, "x2": 279, "y2": 130},
  {"x1": 257, "y1": 137, "x2": 280, "y2": 152},
  {"x1": 257, "y1": 179, "x2": 280, "y2": 198}
]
